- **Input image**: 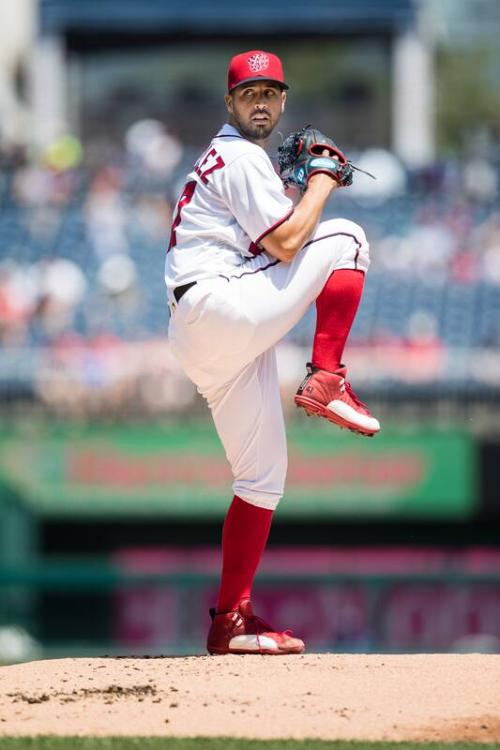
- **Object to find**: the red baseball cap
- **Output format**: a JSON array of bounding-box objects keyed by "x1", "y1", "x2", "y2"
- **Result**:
[{"x1": 227, "y1": 50, "x2": 288, "y2": 93}]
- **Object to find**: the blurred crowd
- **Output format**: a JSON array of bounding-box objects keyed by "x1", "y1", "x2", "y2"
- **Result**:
[
  {"x1": 0, "y1": 122, "x2": 183, "y2": 350},
  {"x1": 1, "y1": 122, "x2": 500, "y2": 414}
]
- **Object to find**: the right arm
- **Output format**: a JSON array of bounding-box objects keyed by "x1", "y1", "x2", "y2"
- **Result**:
[
  {"x1": 260, "y1": 174, "x2": 338, "y2": 263},
  {"x1": 219, "y1": 148, "x2": 338, "y2": 263}
]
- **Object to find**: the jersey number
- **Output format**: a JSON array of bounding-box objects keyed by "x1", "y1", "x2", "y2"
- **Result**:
[
  {"x1": 168, "y1": 148, "x2": 225, "y2": 250},
  {"x1": 168, "y1": 180, "x2": 197, "y2": 251}
]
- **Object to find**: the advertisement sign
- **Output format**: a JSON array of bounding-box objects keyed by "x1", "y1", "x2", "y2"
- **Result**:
[
  {"x1": 113, "y1": 547, "x2": 500, "y2": 652},
  {"x1": 0, "y1": 422, "x2": 476, "y2": 519}
]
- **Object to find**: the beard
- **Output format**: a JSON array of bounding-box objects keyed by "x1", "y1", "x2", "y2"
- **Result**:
[{"x1": 233, "y1": 115, "x2": 275, "y2": 141}]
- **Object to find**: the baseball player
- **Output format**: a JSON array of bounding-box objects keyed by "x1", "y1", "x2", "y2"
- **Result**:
[{"x1": 165, "y1": 50, "x2": 380, "y2": 655}]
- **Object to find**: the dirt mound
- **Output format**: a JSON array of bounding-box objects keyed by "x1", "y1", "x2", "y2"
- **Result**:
[{"x1": 0, "y1": 654, "x2": 499, "y2": 741}]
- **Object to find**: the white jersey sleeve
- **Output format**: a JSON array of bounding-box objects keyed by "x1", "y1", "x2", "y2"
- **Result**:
[{"x1": 219, "y1": 151, "x2": 293, "y2": 247}]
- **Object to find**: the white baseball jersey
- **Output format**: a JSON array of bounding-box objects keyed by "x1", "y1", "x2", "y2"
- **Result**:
[{"x1": 164, "y1": 123, "x2": 293, "y2": 289}]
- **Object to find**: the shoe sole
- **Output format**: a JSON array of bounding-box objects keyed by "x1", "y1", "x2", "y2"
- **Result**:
[
  {"x1": 208, "y1": 646, "x2": 305, "y2": 655},
  {"x1": 295, "y1": 395, "x2": 379, "y2": 437}
]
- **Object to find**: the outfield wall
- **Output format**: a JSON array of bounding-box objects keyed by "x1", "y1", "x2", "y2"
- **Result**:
[{"x1": 1, "y1": 421, "x2": 499, "y2": 656}]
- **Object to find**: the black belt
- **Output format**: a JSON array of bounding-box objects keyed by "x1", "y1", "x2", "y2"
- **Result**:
[{"x1": 173, "y1": 281, "x2": 197, "y2": 303}]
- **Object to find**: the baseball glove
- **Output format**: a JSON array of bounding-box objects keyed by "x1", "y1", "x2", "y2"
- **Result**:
[{"x1": 277, "y1": 125, "x2": 353, "y2": 192}]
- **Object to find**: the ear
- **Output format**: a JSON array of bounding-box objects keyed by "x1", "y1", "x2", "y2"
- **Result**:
[
  {"x1": 280, "y1": 91, "x2": 287, "y2": 113},
  {"x1": 224, "y1": 93, "x2": 233, "y2": 115}
]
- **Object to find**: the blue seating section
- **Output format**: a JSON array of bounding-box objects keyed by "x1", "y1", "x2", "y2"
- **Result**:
[{"x1": 1, "y1": 169, "x2": 499, "y2": 348}]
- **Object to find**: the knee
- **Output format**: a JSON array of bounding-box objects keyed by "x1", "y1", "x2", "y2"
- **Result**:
[
  {"x1": 233, "y1": 455, "x2": 287, "y2": 512},
  {"x1": 318, "y1": 218, "x2": 370, "y2": 272},
  {"x1": 320, "y1": 218, "x2": 368, "y2": 248},
  {"x1": 344, "y1": 219, "x2": 370, "y2": 269},
  {"x1": 344, "y1": 219, "x2": 368, "y2": 252}
]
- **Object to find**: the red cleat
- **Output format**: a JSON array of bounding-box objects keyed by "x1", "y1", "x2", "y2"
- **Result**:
[
  {"x1": 207, "y1": 599, "x2": 305, "y2": 655},
  {"x1": 295, "y1": 363, "x2": 380, "y2": 437}
]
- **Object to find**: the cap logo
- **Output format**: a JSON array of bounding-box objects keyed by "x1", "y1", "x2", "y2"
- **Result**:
[{"x1": 247, "y1": 53, "x2": 269, "y2": 73}]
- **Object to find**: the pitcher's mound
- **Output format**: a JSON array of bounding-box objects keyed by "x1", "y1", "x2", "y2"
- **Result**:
[{"x1": 0, "y1": 654, "x2": 499, "y2": 742}]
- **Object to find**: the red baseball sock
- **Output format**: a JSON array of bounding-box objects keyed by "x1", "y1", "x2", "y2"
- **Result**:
[
  {"x1": 216, "y1": 495, "x2": 273, "y2": 613},
  {"x1": 312, "y1": 269, "x2": 365, "y2": 372}
]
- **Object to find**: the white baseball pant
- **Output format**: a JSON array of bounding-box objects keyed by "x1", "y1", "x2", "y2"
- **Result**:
[{"x1": 167, "y1": 218, "x2": 370, "y2": 510}]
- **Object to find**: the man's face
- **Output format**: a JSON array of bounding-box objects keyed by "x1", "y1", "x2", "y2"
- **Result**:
[{"x1": 225, "y1": 81, "x2": 286, "y2": 142}]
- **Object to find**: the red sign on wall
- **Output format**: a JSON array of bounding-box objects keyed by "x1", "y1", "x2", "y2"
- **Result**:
[{"x1": 113, "y1": 547, "x2": 500, "y2": 652}]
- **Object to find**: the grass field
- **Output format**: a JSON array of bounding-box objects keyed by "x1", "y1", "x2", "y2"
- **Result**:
[{"x1": 0, "y1": 740, "x2": 499, "y2": 750}]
